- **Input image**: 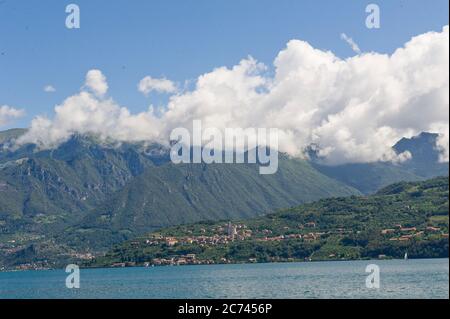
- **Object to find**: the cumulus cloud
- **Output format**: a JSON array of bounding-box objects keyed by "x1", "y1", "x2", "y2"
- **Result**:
[
  {"x1": 84, "y1": 69, "x2": 108, "y2": 97},
  {"x1": 44, "y1": 85, "x2": 56, "y2": 93},
  {"x1": 0, "y1": 105, "x2": 25, "y2": 126},
  {"x1": 18, "y1": 26, "x2": 449, "y2": 164},
  {"x1": 16, "y1": 92, "x2": 163, "y2": 148},
  {"x1": 138, "y1": 76, "x2": 177, "y2": 95},
  {"x1": 340, "y1": 33, "x2": 362, "y2": 54}
]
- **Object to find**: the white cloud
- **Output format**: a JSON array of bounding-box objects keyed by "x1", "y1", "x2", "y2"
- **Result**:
[
  {"x1": 84, "y1": 69, "x2": 108, "y2": 97},
  {"x1": 44, "y1": 85, "x2": 56, "y2": 93},
  {"x1": 340, "y1": 33, "x2": 362, "y2": 54},
  {"x1": 17, "y1": 92, "x2": 163, "y2": 148},
  {"x1": 0, "y1": 105, "x2": 25, "y2": 126},
  {"x1": 138, "y1": 76, "x2": 177, "y2": 95},
  {"x1": 437, "y1": 132, "x2": 449, "y2": 163},
  {"x1": 430, "y1": 122, "x2": 449, "y2": 163},
  {"x1": 18, "y1": 26, "x2": 449, "y2": 164}
]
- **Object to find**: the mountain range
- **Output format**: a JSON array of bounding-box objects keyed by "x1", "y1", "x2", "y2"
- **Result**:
[
  {"x1": 90, "y1": 176, "x2": 449, "y2": 267},
  {"x1": 0, "y1": 129, "x2": 448, "y2": 268}
]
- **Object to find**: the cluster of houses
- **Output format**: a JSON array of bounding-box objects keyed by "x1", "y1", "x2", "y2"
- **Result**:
[
  {"x1": 256, "y1": 223, "x2": 353, "y2": 242},
  {"x1": 381, "y1": 224, "x2": 448, "y2": 241},
  {"x1": 137, "y1": 221, "x2": 354, "y2": 249},
  {"x1": 150, "y1": 254, "x2": 214, "y2": 266},
  {"x1": 136, "y1": 221, "x2": 339, "y2": 255},
  {"x1": 110, "y1": 254, "x2": 225, "y2": 267},
  {"x1": 69, "y1": 252, "x2": 95, "y2": 260},
  {"x1": 145, "y1": 254, "x2": 257, "y2": 266},
  {"x1": 256, "y1": 233, "x2": 322, "y2": 242},
  {"x1": 117, "y1": 221, "x2": 450, "y2": 268},
  {"x1": 136, "y1": 219, "x2": 450, "y2": 253},
  {"x1": 0, "y1": 243, "x2": 25, "y2": 255},
  {"x1": 139, "y1": 222, "x2": 253, "y2": 248},
  {"x1": 12, "y1": 262, "x2": 50, "y2": 271}
]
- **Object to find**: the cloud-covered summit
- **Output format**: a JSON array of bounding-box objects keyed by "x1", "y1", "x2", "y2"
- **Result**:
[{"x1": 17, "y1": 26, "x2": 449, "y2": 165}]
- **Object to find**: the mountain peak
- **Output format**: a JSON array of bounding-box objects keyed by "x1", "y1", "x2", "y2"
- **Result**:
[{"x1": 393, "y1": 132, "x2": 440, "y2": 163}]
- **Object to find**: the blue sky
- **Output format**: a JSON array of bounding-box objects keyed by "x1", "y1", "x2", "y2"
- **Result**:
[{"x1": 0, "y1": 0, "x2": 448, "y2": 129}]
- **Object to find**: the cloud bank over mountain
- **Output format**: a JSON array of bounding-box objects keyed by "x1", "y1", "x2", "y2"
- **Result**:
[{"x1": 17, "y1": 26, "x2": 449, "y2": 165}]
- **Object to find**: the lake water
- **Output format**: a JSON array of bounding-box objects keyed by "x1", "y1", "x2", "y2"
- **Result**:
[{"x1": 0, "y1": 258, "x2": 448, "y2": 299}]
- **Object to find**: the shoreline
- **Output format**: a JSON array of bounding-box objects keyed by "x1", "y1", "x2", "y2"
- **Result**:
[{"x1": 2, "y1": 256, "x2": 448, "y2": 274}]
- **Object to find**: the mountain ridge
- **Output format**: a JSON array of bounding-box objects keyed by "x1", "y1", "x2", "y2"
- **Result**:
[
  {"x1": 89, "y1": 176, "x2": 449, "y2": 267},
  {"x1": 0, "y1": 129, "x2": 448, "y2": 268}
]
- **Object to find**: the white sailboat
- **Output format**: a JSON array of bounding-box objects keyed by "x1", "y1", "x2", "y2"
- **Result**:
[{"x1": 404, "y1": 252, "x2": 408, "y2": 260}]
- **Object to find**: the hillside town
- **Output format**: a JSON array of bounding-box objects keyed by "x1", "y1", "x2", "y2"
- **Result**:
[{"x1": 107, "y1": 220, "x2": 449, "y2": 267}]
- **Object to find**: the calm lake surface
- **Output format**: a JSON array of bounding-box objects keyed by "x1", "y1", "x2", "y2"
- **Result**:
[{"x1": 0, "y1": 258, "x2": 448, "y2": 299}]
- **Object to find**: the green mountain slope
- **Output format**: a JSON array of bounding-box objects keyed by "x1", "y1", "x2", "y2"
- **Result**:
[
  {"x1": 312, "y1": 162, "x2": 422, "y2": 194},
  {"x1": 63, "y1": 155, "x2": 359, "y2": 250},
  {"x1": 91, "y1": 177, "x2": 449, "y2": 267},
  {"x1": 0, "y1": 135, "x2": 156, "y2": 234}
]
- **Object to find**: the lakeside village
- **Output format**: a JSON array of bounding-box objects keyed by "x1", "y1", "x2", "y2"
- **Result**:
[
  {"x1": 1, "y1": 220, "x2": 448, "y2": 271},
  {"x1": 107, "y1": 221, "x2": 449, "y2": 268}
]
